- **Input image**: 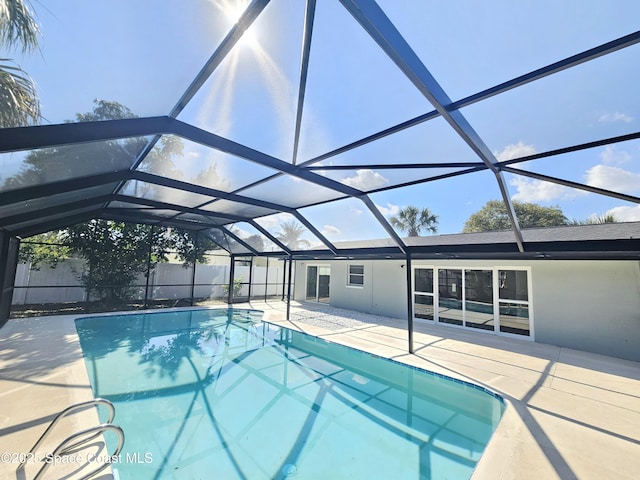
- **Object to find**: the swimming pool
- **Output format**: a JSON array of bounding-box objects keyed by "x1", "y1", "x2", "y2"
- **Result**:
[{"x1": 75, "y1": 308, "x2": 504, "y2": 479}]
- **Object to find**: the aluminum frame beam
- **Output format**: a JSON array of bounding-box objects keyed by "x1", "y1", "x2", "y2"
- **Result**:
[
  {"x1": 11, "y1": 211, "x2": 99, "y2": 238},
  {"x1": 307, "y1": 162, "x2": 484, "y2": 170},
  {"x1": 248, "y1": 220, "x2": 291, "y2": 254},
  {"x1": 340, "y1": 0, "x2": 524, "y2": 252},
  {"x1": 0, "y1": 117, "x2": 173, "y2": 154},
  {"x1": 291, "y1": 211, "x2": 338, "y2": 254},
  {"x1": 299, "y1": 31, "x2": 640, "y2": 169},
  {"x1": 291, "y1": 0, "x2": 316, "y2": 165},
  {"x1": 169, "y1": 0, "x2": 271, "y2": 119},
  {"x1": 0, "y1": 195, "x2": 112, "y2": 228},
  {"x1": 120, "y1": 0, "x2": 273, "y2": 193},
  {"x1": 501, "y1": 166, "x2": 640, "y2": 205},
  {"x1": 0, "y1": 171, "x2": 129, "y2": 207},
  {"x1": 211, "y1": 225, "x2": 261, "y2": 256},
  {"x1": 450, "y1": 30, "x2": 640, "y2": 111},
  {"x1": 112, "y1": 194, "x2": 251, "y2": 224},
  {"x1": 131, "y1": 171, "x2": 293, "y2": 214}
]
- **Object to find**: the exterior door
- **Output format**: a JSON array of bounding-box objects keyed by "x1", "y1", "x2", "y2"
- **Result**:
[{"x1": 306, "y1": 265, "x2": 330, "y2": 303}]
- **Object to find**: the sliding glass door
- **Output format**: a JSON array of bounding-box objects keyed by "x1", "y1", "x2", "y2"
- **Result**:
[
  {"x1": 438, "y1": 269, "x2": 463, "y2": 326},
  {"x1": 413, "y1": 266, "x2": 531, "y2": 338},
  {"x1": 464, "y1": 269, "x2": 494, "y2": 331},
  {"x1": 306, "y1": 265, "x2": 330, "y2": 304}
]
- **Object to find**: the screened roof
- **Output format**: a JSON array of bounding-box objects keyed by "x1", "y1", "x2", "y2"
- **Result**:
[{"x1": 1, "y1": 0, "x2": 639, "y2": 259}]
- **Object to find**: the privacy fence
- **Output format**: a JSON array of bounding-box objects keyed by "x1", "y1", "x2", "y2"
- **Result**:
[{"x1": 11, "y1": 249, "x2": 291, "y2": 317}]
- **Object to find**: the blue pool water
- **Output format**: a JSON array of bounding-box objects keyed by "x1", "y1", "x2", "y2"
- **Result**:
[{"x1": 75, "y1": 308, "x2": 504, "y2": 479}]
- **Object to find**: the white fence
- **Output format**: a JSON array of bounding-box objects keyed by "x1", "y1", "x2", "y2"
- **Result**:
[{"x1": 11, "y1": 259, "x2": 285, "y2": 305}]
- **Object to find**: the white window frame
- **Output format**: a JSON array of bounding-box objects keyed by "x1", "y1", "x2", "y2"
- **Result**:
[
  {"x1": 411, "y1": 265, "x2": 534, "y2": 340},
  {"x1": 494, "y1": 266, "x2": 534, "y2": 340},
  {"x1": 412, "y1": 267, "x2": 435, "y2": 321},
  {"x1": 347, "y1": 264, "x2": 365, "y2": 288}
]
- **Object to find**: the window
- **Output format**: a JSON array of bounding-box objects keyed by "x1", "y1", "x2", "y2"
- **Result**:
[
  {"x1": 414, "y1": 268, "x2": 434, "y2": 320},
  {"x1": 348, "y1": 265, "x2": 364, "y2": 286},
  {"x1": 412, "y1": 266, "x2": 532, "y2": 338},
  {"x1": 498, "y1": 270, "x2": 530, "y2": 336}
]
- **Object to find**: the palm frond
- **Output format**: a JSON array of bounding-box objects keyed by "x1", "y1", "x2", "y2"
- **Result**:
[
  {"x1": 389, "y1": 206, "x2": 439, "y2": 236},
  {"x1": 0, "y1": 58, "x2": 40, "y2": 127},
  {"x1": 0, "y1": 0, "x2": 39, "y2": 52}
]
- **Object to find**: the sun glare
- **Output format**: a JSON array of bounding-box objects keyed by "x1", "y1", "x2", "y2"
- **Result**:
[{"x1": 216, "y1": 0, "x2": 259, "y2": 49}]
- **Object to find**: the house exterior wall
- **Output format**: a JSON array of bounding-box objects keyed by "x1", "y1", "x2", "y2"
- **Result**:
[
  {"x1": 531, "y1": 260, "x2": 640, "y2": 361},
  {"x1": 294, "y1": 259, "x2": 640, "y2": 362},
  {"x1": 294, "y1": 260, "x2": 407, "y2": 318}
]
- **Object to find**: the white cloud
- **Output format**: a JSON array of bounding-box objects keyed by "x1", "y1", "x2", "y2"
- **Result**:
[
  {"x1": 234, "y1": 227, "x2": 253, "y2": 239},
  {"x1": 585, "y1": 164, "x2": 640, "y2": 194},
  {"x1": 322, "y1": 225, "x2": 341, "y2": 237},
  {"x1": 599, "y1": 145, "x2": 632, "y2": 165},
  {"x1": 342, "y1": 169, "x2": 389, "y2": 190},
  {"x1": 606, "y1": 205, "x2": 640, "y2": 221},
  {"x1": 509, "y1": 176, "x2": 585, "y2": 202},
  {"x1": 254, "y1": 212, "x2": 291, "y2": 229},
  {"x1": 375, "y1": 202, "x2": 401, "y2": 217},
  {"x1": 494, "y1": 142, "x2": 537, "y2": 162},
  {"x1": 598, "y1": 112, "x2": 633, "y2": 123}
]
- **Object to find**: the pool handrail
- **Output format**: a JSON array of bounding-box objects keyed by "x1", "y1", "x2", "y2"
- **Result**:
[
  {"x1": 33, "y1": 423, "x2": 125, "y2": 480},
  {"x1": 18, "y1": 397, "x2": 123, "y2": 478}
]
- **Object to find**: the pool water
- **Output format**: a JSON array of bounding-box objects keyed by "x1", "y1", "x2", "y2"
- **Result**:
[{"x1": 75, "y1": 309, "x2": 504, "y2": 479}]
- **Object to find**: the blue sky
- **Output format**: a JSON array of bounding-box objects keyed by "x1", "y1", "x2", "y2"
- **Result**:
[{"x1": 8, "y1": 0, "x2": 640, "y2": 246}]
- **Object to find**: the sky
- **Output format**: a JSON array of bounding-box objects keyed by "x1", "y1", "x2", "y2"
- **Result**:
[{"x1": 5, "y1": 0, "x2": 640, "y2": 248}]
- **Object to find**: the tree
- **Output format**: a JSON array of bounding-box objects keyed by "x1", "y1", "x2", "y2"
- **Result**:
[
  {"x1": 463, "y1": 200, "x2": 568, "y2": 232},
  {"x1": 11, "y1": 98, "x2": 228, "y2": 302},
  {"x1": 0, "y1": 0, "x2": 41, "y2": 127},
  {"x1": 389, "y1": 206, "x2": 438, "y2": 236},
  {"x1": 20, "y1": 224, "x2": 223, "y2": 302},
  {"x1": 3, "y1": 100, "x2": 157, "y2": 190},
  {"x1": 569, "y1": 213, "x2": 618, "y2": 225},
  {"x1": 244, "y1": 234, "x2": 265, "y2": 252},
  {"x1": 18, "y1": 231, "x2": 70, "y2": 268},
  {"x1": 171, "y1": 229, "x2": 220, "y2": 267},
  {"x1": 275, "y1": 220, "x2": 310, "y2": 249},
  {"x1": 60, "y1": 220, "x2": 174, "y2": 302}
]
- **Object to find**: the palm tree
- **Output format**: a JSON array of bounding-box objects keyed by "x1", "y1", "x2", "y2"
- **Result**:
[
  {"x1": 389, "y1": 206, "x2": 439, "y2": 237},
  {"x1": 0, "y1": 0, "x2": 41, "y2": 127},
  {"x1": 275, "y1": 220, "x2": 311, "y2": 249}
]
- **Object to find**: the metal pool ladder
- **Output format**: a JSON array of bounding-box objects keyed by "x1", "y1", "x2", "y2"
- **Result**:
[{"x1": 18, "y1": 398, "x2": 124, "y2": 480}]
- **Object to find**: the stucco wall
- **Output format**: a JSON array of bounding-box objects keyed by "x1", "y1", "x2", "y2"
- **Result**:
[
  {"x1": 293, "y1": 260, "x2": 407, "y2": 318},
  {"x1": 294, "y1": 259, "x2": 640, "y2": 362},
  {"x1": 531, "y1": 260, "x2": 640, "y2": 361}
]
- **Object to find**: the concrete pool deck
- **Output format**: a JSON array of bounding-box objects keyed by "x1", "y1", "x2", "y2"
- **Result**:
[{"x1": 0, "y1": 301, "x2": 638, "y2": 479}]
